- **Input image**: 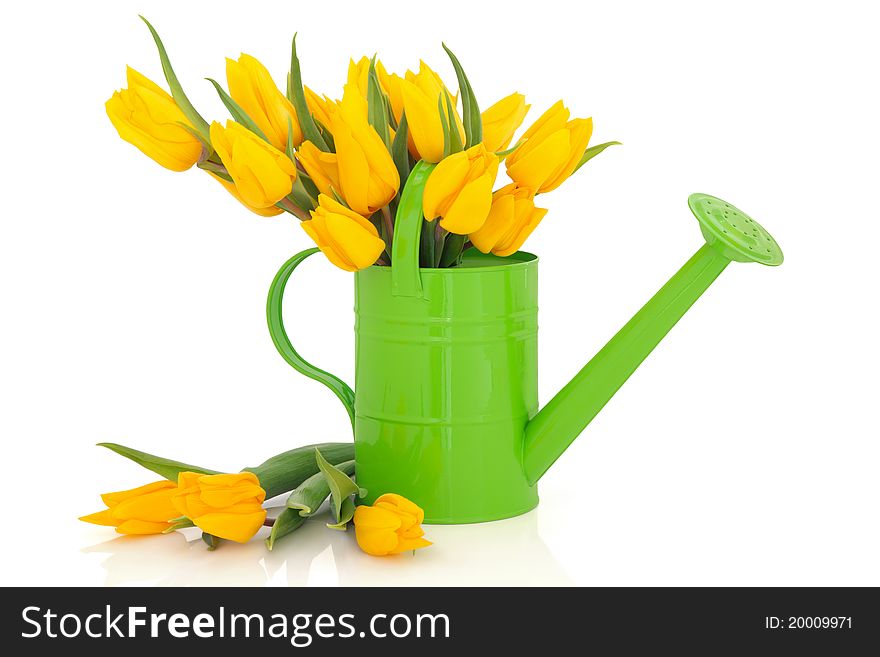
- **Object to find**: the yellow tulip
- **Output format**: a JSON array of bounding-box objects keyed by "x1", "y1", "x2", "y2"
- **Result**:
[
  {"x1": 106, "y1": 67, "x2": 202, "y2": 172},
  {"x1": 353, "y1": 493, "x2": 432, "y2": 556},
  {"x1": 296, "y1": 140, "x2": 342, "y2": 196},
  {"x1": 347, "y1": 56, "x2": 372, "y2": 98},
  {"x1": 376, "y1": 62, "x2": 405, "y2": 123},
  {"x1": 302, "y1": 194, "x2": 385, "y2": 271},
  {"x1": 481, "y1": 93, "x2": 530, "y2": 152},
  {"x1": 209, "y1": 121, "x2": 297, "y2": 209},
  {"x1": 423, "y1": 143, "x2": 499, "y2": 234},
  {"x1": 173, "y1": 471, "x2": 266, "y2": 544},
  {"x1": 80, "y1": 480, "x2": 179, "y2": 535},
  {"x1": 304, "y1": 87, "x2": 336, "y2": 129},
  {"x1": 400, "y1": 61, "x2": 465, "y2": 163},
  {"x1": 226, "y1": 54, "x2": 303, "y2": 151},
  {"x1": 470, "y1": 184, "x2": 548, "y2": 256},
  {"x1": 319, "y1": 85, "x2": 399, "y2": 216},
  {"x1": 505, "y1": 101, "x2": 593, "y2": 193},
  {"x1": 210, "y1": 173, "x2": 283, "y2": 217}
]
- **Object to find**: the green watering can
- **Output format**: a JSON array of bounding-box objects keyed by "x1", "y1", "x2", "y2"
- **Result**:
[{"x1": 267, "y1": 163, "x2": 784, "y2": 523}]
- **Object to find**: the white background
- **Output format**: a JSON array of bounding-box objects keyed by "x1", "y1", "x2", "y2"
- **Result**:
[{"x1": 1, "y1": 0, "x2": 878, "y2": 586}]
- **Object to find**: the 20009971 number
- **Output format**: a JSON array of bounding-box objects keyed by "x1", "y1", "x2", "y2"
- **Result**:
[{"x1": 765, "y1": 616, "x2": 852, "y2": 629}]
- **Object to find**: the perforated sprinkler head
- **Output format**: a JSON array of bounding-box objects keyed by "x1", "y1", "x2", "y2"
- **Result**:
[{"x1": 688, "y1": 193, "x2": 784, "y2": 266}]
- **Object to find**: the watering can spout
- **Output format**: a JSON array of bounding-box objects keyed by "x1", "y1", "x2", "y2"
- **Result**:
[{"x1": 521, "y1": 193, "x2": 783, "y2": 485}]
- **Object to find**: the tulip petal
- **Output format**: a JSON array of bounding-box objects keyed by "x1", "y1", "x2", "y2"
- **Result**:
[
  {"x1": 470, "y1": 191, "x2": 515, "y2": 253},
  {"x1": 390, "y1": 536, "x2": 433, "y2": 554},
  {"x1": 439, "y1": 168, "x2": 496, "y2": 235},
  {"x1": 193, "y1": 510, "x2": 267, "y2": 543},
  {"x1": 507, "y1": 129, "x2": 570, "y2": 190},
  {"x1": 100, "y1": 480, "x2": 176, "y2": 508},
  {"x1": 323, "y1": 212, "x2": 386, "y2": 269},
  {"x1": 115, "y1": 519, "x2": 173, "y2": 535},
  {"x1": 112, "y1": 488, "x2": 178, "y2": 522},
  {"x1": 79, "y1": 509, "x2": 119, "y2": 527},
  {"x1": 302, "y1": 220, "x2": 357, "y2": 271},
  {"x1": 423, "y1": 151, "x2": 470, "y2": 220}
]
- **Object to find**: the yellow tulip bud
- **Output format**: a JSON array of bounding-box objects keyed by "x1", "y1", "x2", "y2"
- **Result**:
[
  {"x1": 210, "y1": 173, "x2": 283, "y2": 217},
  {"x1": 226, "y1": 54, "x2": 303, "y2": 152},
  {"x1": 481, "y1": 93, "x2": 530, "y2": 152},
  {"x1": 302, "y1": 194, "x2": 385, "y2": 271},
  {"x1": 304, "y1": 87, "x2": 336, "y2": 129},
  {"x1": 505, "y1": 101, "x2": 593, "y2": 193},
  {"x1": 324, "y1": 85, "x2": 399, "y2": 216},
  {"x1": 346, "y1": 56, "x2": 372, "y2": 98},
  {"x1": 423, "y1": 143, "x2": 499, "y2": 234},
  {"x1": 172, "y1": 471, "x2": 267, "y2": 544},
  {"x1": 80, "y1": 480, "x2": 179, "y2": 535},
  {"x1": 296, "y1": 140, "x2": 341, "y2": 197},
  {"x1": 209, "y1": 121, "x2": 297, "y2": 209},
  {"x1": 400, "y1": 61, "x2": 465, "y2": 163},
  {"x1": 375, "y1": 62, "x2": 405, "y2": 124},
  {"x1": 470, "y1": 184, "x2": 548, "y2": 256},
  {"x1": 353, "y1": 493, "x2": 432, "y2": 556},
  {"x1": 105, "y1": 67, "x2": 203, "y2": 172}
]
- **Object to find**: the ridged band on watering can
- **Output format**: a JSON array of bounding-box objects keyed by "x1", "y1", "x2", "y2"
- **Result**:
[{"x1": 266, "y1": 178, "x2": 784, "y2": 524}]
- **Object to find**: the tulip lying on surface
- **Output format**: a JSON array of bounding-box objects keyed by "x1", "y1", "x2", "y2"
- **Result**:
[
  {"x1": 353, "y1": 493, "x2": 432, "y2": 556},
  {"x1": 173, "y1": 472, "x2": 267, "y2": 544},
  {"x1": 226, "y1": 54, "x2": 303, "y2": 151},
  {"x1": 505, "y1": 101, "x2": 593, "y2": 193},
  {"x1": 481, "y1": 93, "x2": 530, "y2": 153},
  {"x1": 470, "y1": 183, "x2": 548, "y2": 256},
  {"x1": 106, "y1": 67, "x2": 203, "y2": 172},
  {"x1": 210, "y1": 121, "x2": 298, "y2": 209},
  {"x1": 302, "y1": 194, "x2": 386, "y2": 271},
  {"x1": 80, "y1": 480, "x2": 179, "y2": 535},
  {"x1": 423, "y1": 143, "x2": 500, "y2": 234}
]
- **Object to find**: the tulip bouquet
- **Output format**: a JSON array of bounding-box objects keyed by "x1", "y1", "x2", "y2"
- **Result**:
[{"x1": 107, "y1": 17, "x2": 617, "y2": 272}]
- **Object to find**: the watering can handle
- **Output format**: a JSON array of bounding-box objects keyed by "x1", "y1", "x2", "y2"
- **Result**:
[
  {"x1": 391, "y1": 160, "x2": 435, "y2": 298},
  {"x1": 266, "y1": 247, "x2": 356, "y2": 429}
]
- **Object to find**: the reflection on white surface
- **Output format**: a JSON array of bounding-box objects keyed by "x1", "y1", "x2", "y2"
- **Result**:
[{"x1": 81, "y1": 508, "x2": 571, "y2": 587}]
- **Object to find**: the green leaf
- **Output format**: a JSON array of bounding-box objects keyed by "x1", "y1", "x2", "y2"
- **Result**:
[
  {"x1": 326, "y1": 496, "x2": 356, "y2": 531},
  {"x1": 495, "y1": 141, "x2": 522, "y2": 158},
  {"x1": 162, "y1": 516, "x2": 195, "y2": 533},
  {"x1": 202, "y1": 533, "x2": 221, "y2": 551},
  {"x1": 444, "y1": 92, "x2": 464, "y2": 154},
  {"x1": 139, "y1": 16, "x2": 210, "y2": 142},
  {"x1": 439, "y1": 232, "x2": 467, "y2": 268},
  {"x1": 286, "y1": 117, "x2": 296, "y2": 161},
  {"x1": 297, "y1": 169, "x2": 321, "y2": 201},
  {"x1": 392, "y1": 111, "x2": 411, "y2": 185},
  {"x1": 419, "y1": 217, "x2": 435, "y2": 269},
  {"x1": 97, "y1": 442, "x2": 218, "y2": 481},
  {"x1": 442, "y1": 43, "x2": 482, "y2": 147},
  {"x1": 287, "y1": 460, "x2": 355, "y2": 516},
  {"x1": 197, "y1": 159, "x2": 233, "y2": 182},
  {"x1": 573, "y1": 140, "x2": 622, "y2": 174},
  {"x1": 290, "y1": 177, "x2": 316, "y2": 212},
  {"x1": 206, "y1": 78, "x2": 270, "y2": 143},
  {"x1": 438, "y1": 96, "x2": 451, "y2": 159},
  {"x1": 244, "y1": 442, "x2": 354, "y2": 500},
  {"x1": 315, "y1": 448, "x2": 362, "y2": 524},
  {"x1": 266, "y1": 509, "x2": 306, "y2": 550},
  {"x1": 367, "y1": 58, "x2": 392, "y2": 150},
  {"x1": 287, "y1": 35, "x2": 328, "y2": 150}
]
